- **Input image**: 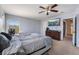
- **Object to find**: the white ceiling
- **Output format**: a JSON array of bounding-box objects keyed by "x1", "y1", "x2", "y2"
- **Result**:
[{"x1": 0, "y1": 4, "x2": 79, "y2": 20}]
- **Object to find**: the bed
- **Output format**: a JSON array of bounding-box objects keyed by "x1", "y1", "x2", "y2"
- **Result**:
[{"x1": 1, "y1": 33, "x2": 52, "y2": 55}]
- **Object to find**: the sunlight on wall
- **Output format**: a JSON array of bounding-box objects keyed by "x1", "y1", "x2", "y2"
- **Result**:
[
  {"x1": 0, "y1": 18, "x2": 4, "y2": 32},
  {"x1": 7, "y1": 19, "x2": 20, "y2": 33}
]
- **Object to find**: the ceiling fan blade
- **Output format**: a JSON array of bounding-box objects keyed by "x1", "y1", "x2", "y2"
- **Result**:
[
  {"x1": 46, "y1": 12, "x2": 49, "y2": 15},
  {"x1": 51, "y1": 4, "x2": 58, "y2": 8},
  {"x1": 39, "y1": 11, "x2": 45, "y2": 13},
  {"x1": 50, "y1": 10, "x2": 58, "y2": 12},
  {"x1": 39, "y1": 6, "x2": 45, "y2": 9}
]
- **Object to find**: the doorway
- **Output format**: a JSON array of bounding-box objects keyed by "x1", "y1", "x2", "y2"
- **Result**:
[{"x1": 63, "y1": 18, "x2": 73, "y2": 41}]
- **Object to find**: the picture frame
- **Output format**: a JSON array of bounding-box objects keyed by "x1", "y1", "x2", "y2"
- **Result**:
[{"x1": 48, "y1": 18, "x2": 60, "y2": 26}]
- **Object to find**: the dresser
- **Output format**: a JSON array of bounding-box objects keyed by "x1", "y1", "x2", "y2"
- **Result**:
[{"x1": 46, "y1": 28, "x2": 61, "y2": 40}]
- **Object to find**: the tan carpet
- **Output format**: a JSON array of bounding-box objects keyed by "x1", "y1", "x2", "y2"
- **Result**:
[{"x1": 48, "y1": 38, "x2": 79, "y2": 55}]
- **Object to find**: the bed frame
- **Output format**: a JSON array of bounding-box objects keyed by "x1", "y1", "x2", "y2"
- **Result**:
[{"x1": 10, "y1": 46, "x2": 51, "y2": 55}]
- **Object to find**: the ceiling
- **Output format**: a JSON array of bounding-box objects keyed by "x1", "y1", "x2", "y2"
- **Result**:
[{"x1": 0, "y1": 4, "x2": 79, "y2": 20}]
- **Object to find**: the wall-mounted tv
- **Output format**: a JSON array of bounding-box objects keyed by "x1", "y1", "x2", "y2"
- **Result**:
[{"x1": 48, "y1": 18, "x2": 60, "y2": 26}]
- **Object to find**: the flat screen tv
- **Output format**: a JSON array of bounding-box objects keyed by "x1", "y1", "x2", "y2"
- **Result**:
[{"x1": 48, "y1": 18, "x2": 60, "y2": 26}]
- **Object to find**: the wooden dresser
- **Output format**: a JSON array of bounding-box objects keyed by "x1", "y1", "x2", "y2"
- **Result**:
[{"x1": 46, "y1": 28, "x2": 61, "y2": 40}]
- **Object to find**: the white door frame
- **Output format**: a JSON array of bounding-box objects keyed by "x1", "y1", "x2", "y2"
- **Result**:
[
  {"x1": 62, "y1": 17, "x2": 76, "y2": 46},
  {"x1": 72, "y1": 17, "x2": 77, "y2": 46}
]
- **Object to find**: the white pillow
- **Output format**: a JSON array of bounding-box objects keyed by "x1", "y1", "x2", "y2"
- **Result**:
[
  {"x1": 30, "y1": 33, "x2": 41, "y2": 37},
  {"x1": 19, "y1": 32, "x2": 30, "y2": 36}
]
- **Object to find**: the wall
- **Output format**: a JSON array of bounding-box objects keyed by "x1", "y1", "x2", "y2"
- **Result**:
[
  {"x1": 76, "y1": 14, "x2": 79, "y2": 47},
  {"x1": 5, "y1": 14, "x2": 41, "y2": 33},
  {"x1": 41, "y1": 20, "x2": 48, "y2": 35},
  {"x1": 0, "y1": 6, "x2": 5, "y2": 32},
  {"x1": 64, "y1": 19, "x2": 73, "y2": 36}
]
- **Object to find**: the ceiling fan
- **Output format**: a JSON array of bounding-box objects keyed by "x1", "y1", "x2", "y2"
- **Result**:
[{"x1": 39, "y1": 4, "x2": 58, "y2": 15}]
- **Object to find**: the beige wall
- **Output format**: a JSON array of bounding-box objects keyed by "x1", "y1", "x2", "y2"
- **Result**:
[{"x1": 65, "y1": 19, "x2": 73, "y2": 36}]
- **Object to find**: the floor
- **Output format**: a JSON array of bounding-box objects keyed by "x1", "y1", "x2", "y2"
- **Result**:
[{"x1": 48, "y1": 36, "x2": 79, "y2": 55}]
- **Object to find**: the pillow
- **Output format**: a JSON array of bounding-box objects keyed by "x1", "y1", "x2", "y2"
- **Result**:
[
  {"x1": 30, "y1": 33, "x2": 41, "y2": 37},
  {"x1": 19, "y1": 32, "x2": 30, "y2": 36},
  {"x1": 0, "y1": 34, "x2": 10, "y2": 52},
  {"x1": 1, "y1": 32, "x2": 12, "y2": 40}
]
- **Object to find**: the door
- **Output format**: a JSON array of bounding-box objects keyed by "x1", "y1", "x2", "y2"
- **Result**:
[{"x1": 63, "y1": 18, "x2": 76, "y2": 46}]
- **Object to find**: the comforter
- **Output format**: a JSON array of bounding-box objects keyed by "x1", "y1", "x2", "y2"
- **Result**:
[{"x1": 2, "y1": 34, "x2": 52, "y2": 55}]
